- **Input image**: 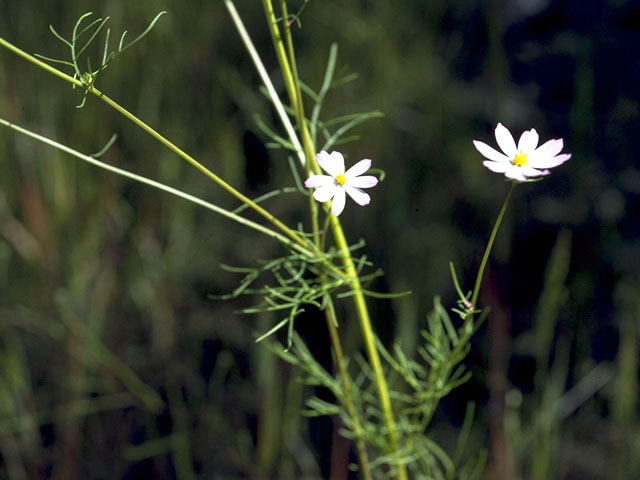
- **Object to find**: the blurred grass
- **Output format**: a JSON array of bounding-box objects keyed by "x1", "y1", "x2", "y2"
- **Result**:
[{"x1": 1, "y1": 0, "x2": 638, "y2": 478}]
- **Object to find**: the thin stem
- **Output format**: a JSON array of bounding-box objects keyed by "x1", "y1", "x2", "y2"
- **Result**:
[
  {"x1": 0, "y1": 34, "x2": 310, "y2": 253},
  {"x1": 276, "y1": 4, "x2": 371, "y2": 468},
  {"x1": 94, "y1": 91, "x2": 310, "y2": 250},
  {"x1": 224, "y1": 0, "x2": 305, "y2": 167},
  {"x1": 470, "y1": 181, "x2": 516, "y2": 310},
  {"x1": 259, "y1": 0, "x2": 297, "y2": 111},
  {"x1": 257, "y1": 1, "x2": 407, "y2": 477},
  {"x1": 0, "y1": 35, "x2": 84, "y2": 88},
  {"x1": 444, "y1": 182, "x2": 516, "y2": 381},
  {"x1": 278, "y1": 0, "x2": 316, "y2": 172},
  {"x1": 0, "y1": 117, "x2": 315, "y2": 260},
  {"x1": 324, "y1": 299, "x2": 373, "y2": 480}
]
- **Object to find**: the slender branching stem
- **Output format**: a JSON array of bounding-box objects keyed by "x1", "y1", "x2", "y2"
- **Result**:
[
  {"x1": 0, "y1": 31, "x2": 358, "y2": 287},
  {"x1": 0, "y1": 35, "x2": 84, "y2": 88},
  {"x1": 260, "y1": 0, "x2": 297, "y2": 108},
  {"x1": 267, "y1": 4, "x2": 373, "y2": 475},
  {"x1": 94, "y1": 91, "x2": 312, "y2": 250},
  {"x1": 278, "y1": 0, "x2": 316, "y2": 174},
  {"x1": 258, "y1": 2, "x2": 407, "y2": 478},
  {"x1": 0, "y1": 35, "x2": 312, "y2": 254},
  {"x1": 224, "y1": 0, "x2": 305, "y2": 167},
  {"x1": 0, "y1": 117, "x2": 315, "y2": 260}
]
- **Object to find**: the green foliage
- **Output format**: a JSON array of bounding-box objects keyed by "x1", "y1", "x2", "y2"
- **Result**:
[
  {"x1": 34, "y1": 11, "x2": 165, "y2": 107},
  {"x1": 0, "y1": 1, "x2": 625, "y2": 478},
  {"x1": 214, "y1": 238, "x2": 387, "y2": 349},
  {"x1": 256, "y1": 43, "x2": 383, "y2": 155},
  {"x1": 265, "y1": 295, "x2": 487, "y2": 478}
]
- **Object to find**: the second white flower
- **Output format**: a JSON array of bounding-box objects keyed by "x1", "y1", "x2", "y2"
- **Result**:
[{"x1": 304, "y1": 151, "x2": 378, "y2": 216}]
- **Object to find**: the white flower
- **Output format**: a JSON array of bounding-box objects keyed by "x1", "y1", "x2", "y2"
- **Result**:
[
  {"x1": 304, "y1": 151, "x2": 379, "y2": 216},
  {"x1": 473, "y1": 123, "x2": 571, "y2": 182}
]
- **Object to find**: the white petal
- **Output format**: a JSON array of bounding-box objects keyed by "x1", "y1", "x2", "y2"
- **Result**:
[
  {"x1": 483, "y1": 160, "x2": 511, "y2": 173},
  {"x1": 313, "y1": 184, "x2": 337, "y2": 202},
  {"x1": 331, "y1": 188, "x2": 346, "y2": 216},
  {"x1": 495, "y1": 123, "x2": 518, "y2": 158},
  {"x1": 520, "y1": 166, "x2": 549, "y2": 177},
  {"x1": 305, "y1": 174, "x2": 334, "y2": 188},
  {"x1": 474, "y1": 141, "x2": 511, "y2": 163},
  {"x1": 533, "y1": 139, "x2": 564, "y2": 159},
  {"x1": 315, "y1": 151, "x2": 331, "y2": 172},
  {"x1": 504, "y1": 166, "x2": 528, "y2": 182},
  {"x1": 316, "y1": 151, "x2": 344, "y2": 177},
  {"x1": 347, "y1": 175, "x2": 378, "y2": 189},
  {"x1": 345, "y1": 185, "x2": 371, "y2": 206},
  {"x1": 345, "y1": 159, "x2": 372, "y2": 178},
  {"x1": 518, "y1": 128, "x2": 539, "y2": 153},
  {"x1": 529, "y1": 153, "x2": 571, "y2": 169}
]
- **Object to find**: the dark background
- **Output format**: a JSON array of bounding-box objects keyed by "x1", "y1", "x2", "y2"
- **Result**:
[{"x1": 0, "y1": 0, "x2": 639, "y2": 478}]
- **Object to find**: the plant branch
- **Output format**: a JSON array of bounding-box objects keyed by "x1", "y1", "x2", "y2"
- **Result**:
[
  {"x1": 0, "y1": 34, "x2": 317, "y2": 254},
  {"x1": 471, "y1": 181, "x2": 516, "y2": 310},
  {"x1": 0, "y1": 117, "x2": 315, "y2": 259},
  {"x1": 256, "y1": 2, "x2": 407, "y2": 477}
]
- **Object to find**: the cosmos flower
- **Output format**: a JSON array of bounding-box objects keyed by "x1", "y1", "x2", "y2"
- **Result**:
[
  {"x1": 473, "y1": 123, "x2": 571, "y2": 182},
  {"x1": 304, "y1": 151, "x2": 378, "y2": 216}
]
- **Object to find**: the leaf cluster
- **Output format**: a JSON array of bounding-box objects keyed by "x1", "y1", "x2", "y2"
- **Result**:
[
  {"x1": 213, "y1": 236, "x2": 385, "y2": 350},
  {"x1": 35, "y1": 11, "x2": 165, "y2": 107},
  {"x1": 256, "y1": 43, "x2": 383, "y2": 155}
]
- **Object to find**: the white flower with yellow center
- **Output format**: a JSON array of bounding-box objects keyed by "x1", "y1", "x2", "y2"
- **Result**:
[
  {"x1": 473, "y1": 123, "x2": 571, "y2": 182},
  {"x1": 304, "y1": 151, "x2": 379, "y2": 216}
]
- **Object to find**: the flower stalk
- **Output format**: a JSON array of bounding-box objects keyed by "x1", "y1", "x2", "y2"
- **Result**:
[{"x1": 470, "y1": 181, "x2": 516, "y2": 311}]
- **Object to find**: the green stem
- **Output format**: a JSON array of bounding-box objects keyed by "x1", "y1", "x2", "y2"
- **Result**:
[
  {"x1": 324, "y1": 299, "x2": 373, "y2": 480},
  {"x1": 451, "y1": 180, "x2": 516, "y2": 357},
  {"x1": 0, "y1": 34, "x2": 309, "y2": 253},
  {"x1": 470, "y1": 181, "x2": 516, "y2": 311},
  {"x1": 0, "y1": 35, "x2": 84, "y2": 88},
  {"x1": 224, "y1": 0, "x2": 305, "y2": 167},
  {"x1": 277, "y1": 3, "x2": 369, "y2": 468},
  {"x1": 260, "y1": 0, "x2": 297, "y2": 106},
  {"x1": 259, "y1": 2, "x2": 406, "y2": 477},
  {"x1": 257, "y1": 2, "x2": 407, "y2": 477},
  {"x1": 0, "y1": 117, "x2": 314, "y2": 260},
  {"x1": 440, "y1": 181, "x2": 517, "y2": 377},
  {"x1": 250, "y1": 0, "x2": 407, "y2": 480},
  {"x1": 330, "y1": 216, "x2": 407, "y2": 479},
  {"x1": 278, "y1": 0, "x2": 316, "y2": 171},
  {"x1": 94, "y1": 91, "x2": 309, "y2": 249}
]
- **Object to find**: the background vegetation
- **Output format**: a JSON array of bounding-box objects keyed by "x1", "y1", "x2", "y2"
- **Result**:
[{"x1": 1, "y1": 0, "x2": 639, "y2": 478}]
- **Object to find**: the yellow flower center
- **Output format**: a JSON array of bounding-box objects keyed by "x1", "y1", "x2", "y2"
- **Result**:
[
  {"x1": 335, "y1": 173, "x2": 346, "y2": 185},
  {"x1": 513, "y1": 151, "x2": 528, "y2": 167}
]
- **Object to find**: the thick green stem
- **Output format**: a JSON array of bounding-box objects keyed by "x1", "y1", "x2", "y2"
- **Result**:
[
  {"x1": 324, "y1": 300, "x2": 373, "y2": 480},
  {"x1": 329, "y1": 216, "x2": 406, "y2": 479},
  {"x1": 259, "y1": 2, "x2": 407, "y2": 477},
  {"x1": 261, "y1": 0, "x2": 297, "y2": 106}
]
